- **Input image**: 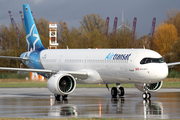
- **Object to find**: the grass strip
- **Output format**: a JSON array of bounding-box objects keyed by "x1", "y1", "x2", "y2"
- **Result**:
[
  {"x1": 0, "y1": 78, "x2": 180, "y2": 88},
  {"x1": 0, "y1": 81, "x2": 47, "y2": 88}
]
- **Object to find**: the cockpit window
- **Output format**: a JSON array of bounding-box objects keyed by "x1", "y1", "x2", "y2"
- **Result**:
[{"x1": 140, "y1": 57, "x2": 165, "y2": 64}]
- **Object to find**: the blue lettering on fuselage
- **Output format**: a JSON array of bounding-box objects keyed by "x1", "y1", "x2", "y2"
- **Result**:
[
  {"x1": 105, "y1": 53, "x2": 131, "y2": 60},
  {"x1": 105, "y1": 52, "x2": 114, "y2": 60},
  {"x1": 113, "y1": 54, "x2": 131, "y2": 60}
]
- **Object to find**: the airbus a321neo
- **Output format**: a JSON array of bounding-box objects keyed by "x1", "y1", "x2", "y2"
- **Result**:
[{"x1": 0, "y1": 4, "x2": 179, "y2": 100}]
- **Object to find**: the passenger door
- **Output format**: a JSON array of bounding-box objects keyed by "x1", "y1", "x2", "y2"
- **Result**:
[{"x1": 129, "y1": 53, "x2": 137, "y2": 72}]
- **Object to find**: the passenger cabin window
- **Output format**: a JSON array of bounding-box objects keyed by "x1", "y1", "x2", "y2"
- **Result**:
[{"x1": 140, "y1": 58, "x2": 165, "y2": 64}]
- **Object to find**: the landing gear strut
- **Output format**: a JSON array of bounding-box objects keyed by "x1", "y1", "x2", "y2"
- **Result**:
[
  {"x1": 142, "y1": 83, "x2": 151, "y2": 99},
  {"x1": 111, "y1": 83, "x2": 124, "y2": 98}
]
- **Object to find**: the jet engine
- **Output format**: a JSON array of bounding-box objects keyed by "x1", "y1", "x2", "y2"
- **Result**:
[
  {"x1": 134, "y1": 81, "x2": 163, "y2": 92},
  {"x1": 47, "y1": 73, "x2": 76, "y2": 95}
]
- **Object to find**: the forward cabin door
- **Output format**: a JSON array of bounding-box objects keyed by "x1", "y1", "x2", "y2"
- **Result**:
[
  {"x1": 128, "y1": 53, "x2": 138, "y2": 80},
  {"x1": 129, "y1": 53, "x2": 138, "y2": 72}
]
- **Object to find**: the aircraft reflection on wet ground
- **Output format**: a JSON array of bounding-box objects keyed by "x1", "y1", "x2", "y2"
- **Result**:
[{"x1": 0, "y1": 88, "x2": 180, "y2": 119}]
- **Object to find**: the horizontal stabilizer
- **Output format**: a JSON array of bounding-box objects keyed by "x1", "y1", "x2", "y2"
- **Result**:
[
  {"x1": 0, "y1": 67, "x2": 55, "y2": 73},
  {"x1": 0, "y1": 56, "x2": 28, "y2": 60}
]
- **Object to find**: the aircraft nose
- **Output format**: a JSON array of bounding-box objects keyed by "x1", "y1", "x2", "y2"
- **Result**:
[{"x1": 155, "y1": 63, "x2": 168, "y2": 80}]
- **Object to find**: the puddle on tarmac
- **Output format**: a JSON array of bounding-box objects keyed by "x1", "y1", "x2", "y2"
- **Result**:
[{"x1": 0, "y1": 92, "x2": 180, "y2": 119}]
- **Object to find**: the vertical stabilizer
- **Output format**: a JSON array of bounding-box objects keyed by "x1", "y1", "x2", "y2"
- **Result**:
[{"x1": 23, "y1": 4, "x2": 45, "y2": 51}]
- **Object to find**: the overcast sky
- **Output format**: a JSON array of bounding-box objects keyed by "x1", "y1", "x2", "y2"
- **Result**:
[{"x1": 0, "y1": 0, "x2": 180, "y2": 37}]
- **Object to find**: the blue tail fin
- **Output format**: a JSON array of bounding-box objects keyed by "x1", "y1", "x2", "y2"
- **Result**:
[{"x1": 23, "y1": 4, "x2": 45, "y2": 51}]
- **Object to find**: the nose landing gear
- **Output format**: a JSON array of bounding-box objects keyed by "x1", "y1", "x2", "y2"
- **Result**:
[{"x1": 142, "y1": 83, "x2": 151, "y2": 99}]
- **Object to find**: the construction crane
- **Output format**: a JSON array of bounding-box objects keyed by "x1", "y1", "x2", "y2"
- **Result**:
[
  {"x1": 132, "y1": 17, "x2": 137, "y2": 38},
  {"x1": 151, "y1": 17, "x2": 156, "y2": 37},
  {"x1": 19, "y1": 11, "x2": 24, "y2": 24},
  {"x1": 31, "y1": 11, "x2": 35, "y2": 21},
  {"x1": 8, "y1": 11, "x2": 20, "y2": 47},
  {"x1": 129, "y1": 17, "x2": 137, "y2": 48},
  {"x1": 20, "y1": 11, "x2": 35, "y2": 23},
  {"x1": 105, "y1": 17, "x2": 109, "y2": 36},
  {"x1": 0, "y1": 27, "x2": 11, "y2": 49},
  {"x1": 0, "y1": 28, "x2": 2, "y2": 50},
  {"x1": 113, "y1": 17, "x2": 118, "y2": 35}
]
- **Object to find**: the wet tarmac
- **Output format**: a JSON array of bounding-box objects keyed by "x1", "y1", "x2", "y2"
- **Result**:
[{"x1": 0, "y1": 88, "x2": 180, "y2": 119}]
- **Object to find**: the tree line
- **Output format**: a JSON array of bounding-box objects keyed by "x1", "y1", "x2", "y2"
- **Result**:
[{"x1": 0, "y1": 8, "x2": 180, "y2": 72}]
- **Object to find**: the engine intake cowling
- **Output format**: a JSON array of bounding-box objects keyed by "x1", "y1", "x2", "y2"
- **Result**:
[
  {"x1": 47, "y1": 73, "x2": 76, "y2": 95},
  {"x1": 134, "y1": 81, "x2": 163, "y2": 92}
]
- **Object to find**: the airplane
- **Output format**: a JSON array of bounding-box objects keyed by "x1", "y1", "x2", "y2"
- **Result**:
[{"x1": 0, "y1": 4, "x2": 180, "y2": 101}]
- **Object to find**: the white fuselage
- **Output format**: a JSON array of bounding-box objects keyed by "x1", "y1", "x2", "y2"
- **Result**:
[{"x1": 25, "y1": 48, "x2": 168, "y2": 84}]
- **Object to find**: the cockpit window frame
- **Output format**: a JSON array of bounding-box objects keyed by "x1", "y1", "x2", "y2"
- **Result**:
[{"x1": 140, "y1": 57, "x2": 165, "y2": 64}]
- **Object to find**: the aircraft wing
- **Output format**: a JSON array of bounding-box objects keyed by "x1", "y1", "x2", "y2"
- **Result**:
[
  {"x1": 0, "y1": 67, "x2": 88, "y2": 79},
  {"x1": 58, "y1": 71, "x2": 88, "y2": 79},
  {"x1": 0, "y1": 67, "x2": 55, "y2": 73},
  {"x1": 167, "y1": 62, "x2": 180, "y2": 68},
  {"x1": 0, "y1": 56, "x2": 28, "y2": 60}
]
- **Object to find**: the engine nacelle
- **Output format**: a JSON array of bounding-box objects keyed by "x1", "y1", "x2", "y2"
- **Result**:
[
  {"x1": 134, "y1": 81, "x2": 163, "y2": 93},
  {"x1": 47, "y1": 73, "x2": 76, "y2": 95}
]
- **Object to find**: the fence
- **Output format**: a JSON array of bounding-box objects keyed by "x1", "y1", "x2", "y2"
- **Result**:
[{"x1": 167, "y1": 70, "x2": 180, "y2": 78}]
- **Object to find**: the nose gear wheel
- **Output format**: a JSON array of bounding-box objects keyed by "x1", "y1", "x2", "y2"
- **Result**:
[{"x1": 142, "y1": 83, "x2": 151, "y2": 99}]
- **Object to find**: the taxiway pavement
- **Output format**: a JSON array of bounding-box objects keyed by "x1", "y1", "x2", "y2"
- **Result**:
[{"x1": 0, "y1": 88, "x2": 179, "y2": 119}]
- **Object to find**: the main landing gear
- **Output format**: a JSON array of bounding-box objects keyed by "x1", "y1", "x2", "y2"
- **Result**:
[
  {"x1": 54, "y1": 94, "x2": 68, "y2": 101},
  {"x1": 111, "y1": 83, "x2": 152, "y2": 99},
  {"x1": 142, "y1": 83, "x2": 151, "y2": 99},
  {"x1": 111, "y1": 83, "x2": 124, "y2": 98}
]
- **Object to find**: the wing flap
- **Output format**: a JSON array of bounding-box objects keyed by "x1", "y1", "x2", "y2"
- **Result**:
[{"x1": 0, "y1": 67, "x2": 88, "y2": 79}]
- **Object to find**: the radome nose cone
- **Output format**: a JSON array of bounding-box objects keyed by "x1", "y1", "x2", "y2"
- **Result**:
[{"x1": 156, "y1": 64, "x2": 168, "y2": 80}]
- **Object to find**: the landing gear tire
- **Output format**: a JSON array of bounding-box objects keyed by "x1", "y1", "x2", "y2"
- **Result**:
[
  {"x1": 142, "y1": 92, "x2": 151, "y2": 99},
  {"x1": 118, "y1": 87, "x2": 124, "y2": 96},
  {"x1": 111, "y1": 87, "x2": 117, "y2": 98},
  {"x1": 55, "y1": 95, "x2": 61, "y2": 101},
  {"x1": 54, "y1": 94, "x2": 68, "y2": 101},
  {"x1": 147, "y1": 93, "x2": 151, "y2": 99},
  {"x1": 142, "y1": 93, "x2": 147, "y2": 99},
  {"x1": 62, "y1": 95, "x2": 68, "y2": 100}
]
